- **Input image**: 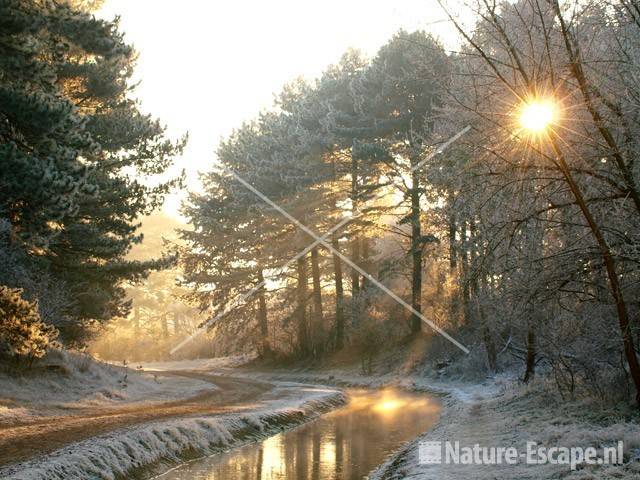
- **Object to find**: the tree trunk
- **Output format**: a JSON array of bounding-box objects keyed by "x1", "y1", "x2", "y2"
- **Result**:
[
  {"x1": 310, "y1": 247, "x2": 323, "y2": 355},
  {"x1": 523, "y1": 212, "x2": 543, "y2": 384},
  {"x1": 360, "y1": 236, "x2": 370, "y2": 292},
  {"x1": 350, "y1": 237, "x2": 360, "y2": 296},
  {"x1": 483, "y1": 325, "x2": 497, "y2": 373},
  {"x1": 161, "y1": 314, "x2": 168, "y2": 339},
  {"x1": 350, "y1": 140, "x2": 360, "y2": 297},
  {"x1": 296, "y1": 255, "x2": 309, "y2": 355},
  {"x1": 350, "y1": 140, "x2": 361, "y2": 327},
  {"x1": 461, "y1": 225, "x2": 471, "y2": 326},
  {"x1": 476, "y1": 294, "x2": 497, "y2": 373},
  {"x1": 257, "y1": 268, "x2": 270, "y2": 356},
  {"x1": 550, "y1": 137, "x2": 640, "y2": 407},
  {"x1": 469, "y1": 220, "x2": 479, "y2": 295},
  {"x1": 360, "y1": 237, "x2": 372, "y2": 311},
  {"x1": 448, "y1": 198, "x2": 460, "y2": 322},
  {"x1": 523, "y1": 323, "x2": 536, "y2": 383},
  {"x1": 297, "y1": 255, "x2": 309, "y2": 355},
  {"x1": 256, "y1": 447, "x2": 263, "y2": 479},
  {"x1": 350, "y1": 139, "x2": 360, "y2": 326},
  {"x1": 173, "y1": 313, "x2": 182, "y2": 335},
  {"x1": 330, "y1": 153, "x2": 346, "y2": 350},
  {"x1": 410, "y1": 168, "x2": 423, "y2": 334},
  {"x1": 332, "y1": 235, "x2": 345, "y2": 350},
  {"x1": 448, "y1": 191, "x2": 457, "y2": 270},
  {"x1": 552, "y1": 0, "x2": 640, "y2": 216}
]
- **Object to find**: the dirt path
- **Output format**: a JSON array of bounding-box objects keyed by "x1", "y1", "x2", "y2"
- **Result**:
[{"x1": 0, "y1": 371, "x2": 272, "y2": 467}]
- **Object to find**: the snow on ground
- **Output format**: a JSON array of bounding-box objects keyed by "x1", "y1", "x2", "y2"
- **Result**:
[
  {"x1": 369, "y1": 379, "x2": 640, "y2": 480},
  {"x1": 209, "y1": 360, "x2": 505, "y2": 401},
  {"x1": 5, "y1": 351, "x2": 638, "y2": 480},
  {"x1": 0, "y1": 350, "x2": 212, "y2": 425},
  {"x1": 140, "y1": 354, "x2": 256, "y2": 372},
  {"x1": 0, "y1": 383, "x2": 345, "y2": 480},
  {"x1": 202, "y1": 361, "x2": 640, "y2": 480}
]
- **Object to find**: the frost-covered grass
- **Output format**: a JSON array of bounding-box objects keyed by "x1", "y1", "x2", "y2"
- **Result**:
[
  {"x1": 6, "y1": 347, "x2": 637, "y2": 480},
  {"x1": 241, "y1": 368, "x2": 640, "y2": 479},
  {"x1": 0, "y1": 384, "x2": 345, "y2": 480},
  {"x1": 140, "y1": 354, "x2": 256, "y2": 372},
  {"x1": 0, "y1": 350, "x2": 212, "y2": 425},
  {"x1": 197, "y1": 350, "x2": 640, "y2": 480},
  {"x1": 369, "y1": 378, "x2": 640, "y2": 480}
]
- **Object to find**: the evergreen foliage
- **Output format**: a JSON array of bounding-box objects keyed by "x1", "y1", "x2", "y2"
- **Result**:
[
  {"x1": 0, "y1": 0, "x2": 184, "y2": 346},
  {"x1": 182, "y1": 1, "x2": 640, "y2": 406},
  {"x1": 0, "y1": 285, "x2": 58, "y2": 360}
]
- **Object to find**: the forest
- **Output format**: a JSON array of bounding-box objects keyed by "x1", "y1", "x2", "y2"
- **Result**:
[
  {"x1": 2, "y1": 0, "x2": 640, "y2": 404},
  {"x1": 2, "y1": 1, "x2": 640, "y2": 478},
  {"x1": 178, "y1": 1, "x2": 640, "y2": 407}
]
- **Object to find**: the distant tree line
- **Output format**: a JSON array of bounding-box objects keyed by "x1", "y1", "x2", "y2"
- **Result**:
[{"x1": 90, "y1": 212, "x2": 210, "y2": 362}]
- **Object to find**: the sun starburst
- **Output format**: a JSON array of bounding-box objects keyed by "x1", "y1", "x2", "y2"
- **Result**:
[{"x1": 519, "y1": 100, "x2": 556, "y2": 133}]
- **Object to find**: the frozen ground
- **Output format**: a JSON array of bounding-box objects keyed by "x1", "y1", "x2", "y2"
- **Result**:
[
  {"x1": 0, "y1": 382, "x2": 344, "y2": 480},
  {"x1": 0, "y1": 350, "x2": 212, "y2": 425},
  {"x1": 3, "y1": 351, "x2": 639, "y2": 480},
  {"x1": 141, "y1": 354, "x2": 256, "y2": 372},
  {"x1": 0, "y1": 353, "x2": 345, "y2": 480},
  {"x1": 162, "y1": 356, "x2": 640, "y2": 480},
  {"x1": 370, "y1": 380, "x2": 640, "y2": 480}
]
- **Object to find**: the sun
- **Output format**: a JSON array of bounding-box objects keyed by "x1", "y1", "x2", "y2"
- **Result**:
[{"x1": 519, "y1": 100, "x2": 555, "y2": 133}]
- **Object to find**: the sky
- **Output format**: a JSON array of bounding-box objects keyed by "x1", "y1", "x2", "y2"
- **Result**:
[{"x1": 97, "y1": 0, "x2": 469, "y2": 219}]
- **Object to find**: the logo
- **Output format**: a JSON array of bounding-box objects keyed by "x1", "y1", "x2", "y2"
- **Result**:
[{"x1": 418, "y1": 440, "x2": 624, "y2": 471}]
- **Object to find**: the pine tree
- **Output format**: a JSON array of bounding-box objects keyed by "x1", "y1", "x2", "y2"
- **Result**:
[
  {"x1": 350, "y1": 31, "x2": 450, "y2": 334},
  {"x1": 0, "y1": 0, "x2": 184, "y2": 343},
  {"x1": 0, "y1": 285, "x2": 58, "y2": 361}
]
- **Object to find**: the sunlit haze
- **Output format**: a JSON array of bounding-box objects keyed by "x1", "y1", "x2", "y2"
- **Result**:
[{"x1": 97, "y1": 0, "x2": 466, "y2": 219}]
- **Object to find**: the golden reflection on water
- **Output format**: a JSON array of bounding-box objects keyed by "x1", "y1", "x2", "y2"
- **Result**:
[
  {"x1": 164, "y1": 388, "x2": 440, "y2": 480},
  {"x1": 258, "y1": 435, "x2": 284, "y2": 478}
]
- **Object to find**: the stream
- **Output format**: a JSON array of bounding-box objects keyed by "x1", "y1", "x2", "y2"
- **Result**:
[{"x1": 158, "y1": 387, "x2": 440, "y2": 480}]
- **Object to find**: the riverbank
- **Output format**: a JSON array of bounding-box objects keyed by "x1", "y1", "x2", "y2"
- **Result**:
[
  {"x1": 0, "y1": 353, "x2": 345, "y2": 480},
  {"x1": 156, "y1": 387, "x2": 440, "y2": 480},
  {"x1": 371, "y1": 380, "x2": 640, "y2": 479},
  {"x1": 4, "y1": 351, "x2": 640, "y2": 479},
  {"x1": 186, "y1": 357, "x2": 640, "y2": 479}
]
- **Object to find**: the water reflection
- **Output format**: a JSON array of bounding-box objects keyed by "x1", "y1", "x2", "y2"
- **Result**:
[{"x1": 160, "y1": 388, "x2": 440, "y2": 480}]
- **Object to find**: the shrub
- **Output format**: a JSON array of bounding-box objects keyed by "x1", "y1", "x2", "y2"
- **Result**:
[{"x1": 0, "y1": 285, "x2": 59, "y2": 362}]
